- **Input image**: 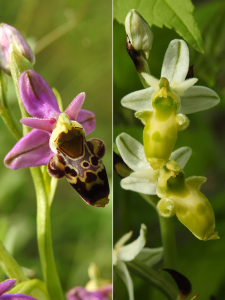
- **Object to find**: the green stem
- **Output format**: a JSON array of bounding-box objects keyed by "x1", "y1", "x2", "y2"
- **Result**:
[
  {"x1": 159, "y1": 215, "x2": 177, "y2": 270},
  {"x1": 30, "y1": 167, "x2": 64, "y2": 300}
]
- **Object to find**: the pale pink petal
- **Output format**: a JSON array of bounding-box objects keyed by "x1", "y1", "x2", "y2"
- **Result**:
[
  {"x1": 76, "y1": 109, "x2": 96, "y2": 135},
  {"x1": 4, "y1": 129, "x2": 53, "y2": 170},
  {"x1": 0, "y1": 279, "x2": 16, "y2": 296},
  {"x1": 19, "y1": 70, "x2": 61, "y2": 119},
  {"x1": 65, "y1": 93, "x2": 85, "y2": 120},
  {"x1": 21, "y1": 118, "x2": 56, "y2": 133}
]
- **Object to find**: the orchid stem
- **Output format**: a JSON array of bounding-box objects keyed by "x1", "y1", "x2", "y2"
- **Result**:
[
  {"x1": 30, "y1": 167, "x2": 64, "y2": 300},
  {"x1": 159, "y1": 215, "x2": 177, "y2": 270}
]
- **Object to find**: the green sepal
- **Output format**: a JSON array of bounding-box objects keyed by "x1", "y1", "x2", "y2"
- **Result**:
[
  {"x1": 0, "y1": 70, "x2": 22, "y2": 140},
  {"x1": 10, "y1": 43, "x2": 34, "y2": 134}
]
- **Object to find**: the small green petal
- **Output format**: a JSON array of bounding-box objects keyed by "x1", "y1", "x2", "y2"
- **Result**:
[
  {"x1": 172, "y1": 78, "x2": 198, "y2": 95},
  {"x1": 141, "y1": 72, "x2": 159, "y2": 90}
]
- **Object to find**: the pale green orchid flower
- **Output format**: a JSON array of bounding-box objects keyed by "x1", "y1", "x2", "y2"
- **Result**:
[
  {"x1": 121, "y1": 39, "x2": 220, "y2": 114},
  {"x1": 116, "y1": 133, "x2": 219, "y2": 241},
  {"x1": 121, "y1": 39, "x2": 220, "y2": 169},
  {"x1": 116, "y1": 132, "x2": 191, "y2": 195}
]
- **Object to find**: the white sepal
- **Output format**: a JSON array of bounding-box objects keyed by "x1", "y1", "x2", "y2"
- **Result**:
[
  {"x1": 179, "y1": 86, "x2": 220, "y2": 114},
  {"x1": 116, "y1": 133, "x2": 149, "y2": 171},
  {"x1": 121, "y1": 176, "x2": 157, "y2": 195},
  {"x1": 161, "y1": 39, "x2": 189, "y2": 83},
  {"x1": 121, "y1": 87, "x2": 154, "y2": 111}
]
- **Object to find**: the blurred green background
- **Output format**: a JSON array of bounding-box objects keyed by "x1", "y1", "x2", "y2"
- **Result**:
[
  {"x1": 0, "y1": 0, "x2": 112, "y2": 294},
  {"x1": 114, "y1": 0, "x2": 225, "y2": 299}
]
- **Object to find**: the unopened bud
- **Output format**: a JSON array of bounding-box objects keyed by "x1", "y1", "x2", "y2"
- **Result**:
[
  {"x1": 125, "y1": 9, "x2": 153, "y2": 59},
  {"x1": 0, "y1": 23, "x2": 35, "y2": 75}
]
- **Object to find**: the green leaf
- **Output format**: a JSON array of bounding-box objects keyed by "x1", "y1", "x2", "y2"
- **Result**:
[{"x1": 114, "y1": 0, "x2": 204, "y2": 53}]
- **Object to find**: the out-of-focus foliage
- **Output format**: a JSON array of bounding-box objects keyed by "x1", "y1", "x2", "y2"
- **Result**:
[
  {"x1": 114, "y1": 0, "x2": 225, "y2": 299},
  {"x1": 0, "y1": 0, "x2": 112, "y2": 293},
  {"x1": 114, "y1": 0, "x2": 203, "y2": 53}
]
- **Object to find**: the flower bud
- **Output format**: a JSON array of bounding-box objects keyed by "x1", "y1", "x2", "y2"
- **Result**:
[
  {"x1": 157, "y1": 161, "x2": 219, "y2": 241},
  {"x1": 0, "y1": 23, "x2": 35, "y2": 75},
  {"x1": 125, "y1": 9, "x2": 153, "y2": 59}
]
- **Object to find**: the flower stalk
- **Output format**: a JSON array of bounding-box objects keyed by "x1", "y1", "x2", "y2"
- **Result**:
[
  {"x1": 30, "y1": 166, "x2": 64, "y2": 300},
  {"x1": 158, "y1": 215, "x2": 176, "y2": 270}
]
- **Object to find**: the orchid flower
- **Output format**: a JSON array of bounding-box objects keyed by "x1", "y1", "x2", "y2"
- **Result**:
[
  {"x1": 116, "y1": 133, "x2": 219, "y2": 241},
  {"x1": 67, "y1": 286, "x2": 111, "y2": 300},
  {"x1": 67, "y1": 263, "x2": 112, "y2": 300},
  {"x1": 113, "y1": 224, "x2": 147, "y2": 300},
  {"x1": 121, "y1": 40, "x2": 220, "y2": 169},
  {"x1": 116, "y1": 133, "x2": 191, "y2": 195},
  {"x1": 0, "y1": 279, "x2": 36, "y2": 299},
  {"x1": 4, "y1": 70, "x2": 95, "y2": 169},
  {"x1": 4, "y1": 70, "x2": 110, "y2": 207},
  {"x1": 121, "y1": 39, "x2": 220, "y2": 114}
]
